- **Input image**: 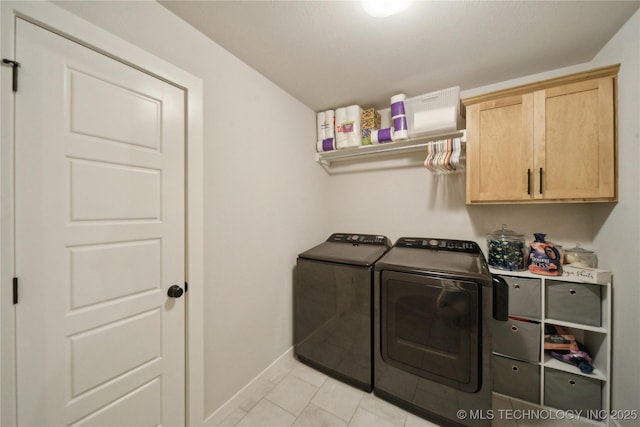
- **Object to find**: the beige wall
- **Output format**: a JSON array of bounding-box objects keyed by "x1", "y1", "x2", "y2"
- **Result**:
[{"x1": 590, "y1": 10, "x2": 640, "y2": 423}]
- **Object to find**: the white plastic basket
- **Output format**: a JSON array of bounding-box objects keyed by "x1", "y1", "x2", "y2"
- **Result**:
[{"x1": 405, "y1": 86, "x2": 463, "y2": 138}]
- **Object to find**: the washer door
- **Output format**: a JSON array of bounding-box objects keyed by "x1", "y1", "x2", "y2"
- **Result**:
[{"x1": 381, "y1": 270, "x2": 480, "y2": 392}]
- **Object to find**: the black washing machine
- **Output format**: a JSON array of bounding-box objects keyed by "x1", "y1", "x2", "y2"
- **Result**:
[
  {"x1": 294, "y1": 233, "x2": 391, "y2": 392},
  {"x1": 374, "y1": 237, "x2": 508, "y2": 426}
]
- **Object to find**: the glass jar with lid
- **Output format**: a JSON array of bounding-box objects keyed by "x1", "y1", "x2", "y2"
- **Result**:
[
  {"x1": 487, "y1": 224, "x2": 526, "y2": 271},
  {"x1": 564, "y1": 244, "x2": 598, "y2": 268}
]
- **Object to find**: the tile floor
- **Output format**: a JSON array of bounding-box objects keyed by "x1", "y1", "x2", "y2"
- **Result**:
[{"x1": 215, "y1": 358, "x2": 600, "y2": 427}]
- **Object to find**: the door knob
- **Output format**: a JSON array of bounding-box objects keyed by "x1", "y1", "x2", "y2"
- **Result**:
[{"x1": 167, "y1": 284, "x2": 184, "y2": 298}]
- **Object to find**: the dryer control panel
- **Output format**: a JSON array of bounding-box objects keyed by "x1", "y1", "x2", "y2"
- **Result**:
[
  {"x1": 395, "y1": 237, "x2": 481, "y2": 253},
  {"x1": 328, "y1": 233, "x2": 391, "y2": 246}
]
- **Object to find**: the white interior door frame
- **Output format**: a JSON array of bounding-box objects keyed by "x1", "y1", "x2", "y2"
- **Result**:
[{"x1": 0, "y1": 2, "x2": 205, "y2": 425}]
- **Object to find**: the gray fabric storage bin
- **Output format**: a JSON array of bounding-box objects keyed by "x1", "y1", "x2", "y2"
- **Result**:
[
  {"x1": 546, "y1": 280, "x2": 601, "y2": 326},
  {"x1": 504, "y1": 276, "x2": 541, "y2": 319},
  {"x1": 492, "y1": 318, "x2": 540, "y2": 363},
  {"x1": 544, "y1": 368, "x2": 602, "y2": 419},
  {"x1": 492, "y1": 355, "x2": 540, "y2": 403}
]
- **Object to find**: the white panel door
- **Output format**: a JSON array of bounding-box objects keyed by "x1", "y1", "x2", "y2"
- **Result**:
[{"x1": 14, "y1": 18, "x2": 185, "y2": 426}]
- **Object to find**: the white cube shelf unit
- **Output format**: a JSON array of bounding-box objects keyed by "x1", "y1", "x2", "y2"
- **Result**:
[{"x1": 490, "y1": 268, "x2": 612, "y2": 425}]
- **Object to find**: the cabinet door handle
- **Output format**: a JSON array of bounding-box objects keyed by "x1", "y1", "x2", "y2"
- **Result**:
[
  {"x1": 527, "y1": 169, "x2": 531, "y2": 195},
  {"x1": 539, "y1": 168, "x2": 543, "y2": 194}
]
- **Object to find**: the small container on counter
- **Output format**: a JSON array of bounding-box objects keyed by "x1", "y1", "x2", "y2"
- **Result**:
[
  {"x1": 487, "y1": 224, "x2": 526, "y2": 271},
  {"x1": 528, "y1": 233, "x2": 562, "y2": 276},
  {"x1": 564, "y1": 244, "x2": 598, "y2": 268}
]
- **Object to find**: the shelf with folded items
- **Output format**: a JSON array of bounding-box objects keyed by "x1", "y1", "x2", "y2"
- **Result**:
[{"x1": 315, "y1": 130, "x2": 466, "y2": 168}]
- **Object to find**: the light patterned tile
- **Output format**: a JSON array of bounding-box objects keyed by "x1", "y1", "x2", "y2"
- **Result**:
[
  {"x1": 517, "y1": 417, "x2": 575, "y2": 427},
  {"x1": 348, "y1": 408, "x2": 399, "y2": 427},
  {"x1": 492, "y1": 394, "x2": 517, "y2": 426},
  {"x1": 266, "y1": 374, "x2": 320, "y2": 416},
  {"x1": 238, "y1": 378, "x2": 278, "y2": 412},
  {"x1": 311, "y1": 379, "x2": 365, "y2": 422},
  {"x1": 492, "y1": 393, "x2": 514, "y2": 411},
  {"x1": 267, "y1": 356, "x2": 298, "y2": 384},
  {"x1": 404, "y1": 413, "x2": 442, "y2": 427},
  {"x1": 293, "y1": 403, "x2": 348, "y2": 427},
  {"x1": 509, "y1": 399, "x2": 540, "y2": 411},
  {"x1": 507, "y1": 401, "x2": 575, "y2": 427},
  {"x1": 492, "y1": 411, "x2": 519, "y2": 427},
  {"x1": 571, "y1": 415, "x2": 604, "y2": 427},
  {"x1": 236, "y1": 399, "x2": 296, "y2": 427},
  {"x1": 290, "y1": 362, "x2": 328, "y2": 387},
  {"x1": 214, "y1": 407, "x2": 247, "y2": 427},
  {"x1": 358, "y1": 394, "x2": 407, "y2": 427}
]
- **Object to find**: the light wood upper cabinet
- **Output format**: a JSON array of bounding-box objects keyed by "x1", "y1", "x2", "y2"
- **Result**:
[
  {"x1": 467, "y1": 94, "x2": 534, "y2": 202},
  {"x1": 462, "y1": 65, "x2": 618, "y2": 204}
]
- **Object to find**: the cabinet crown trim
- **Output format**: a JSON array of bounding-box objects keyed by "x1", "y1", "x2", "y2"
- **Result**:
[{"x1": 461, "y1": 64, "x2": 620, "y2": 108}]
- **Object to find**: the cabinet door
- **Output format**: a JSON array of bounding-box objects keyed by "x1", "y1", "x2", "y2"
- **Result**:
[
  {"x1": 467, "y1": 94, "x2": 534, "y2": 203},
  {"x1": 533, "y1": 77, "x2": 616, "y2": 200}
]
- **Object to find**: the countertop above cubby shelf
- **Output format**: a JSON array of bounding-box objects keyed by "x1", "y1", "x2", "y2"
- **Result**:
[
  {"x1": 490, "y1": 268, "x2": 611, "y2": 286},
  {"x1": 315, "y1": 129, "x2": 466, "y2": 167}
]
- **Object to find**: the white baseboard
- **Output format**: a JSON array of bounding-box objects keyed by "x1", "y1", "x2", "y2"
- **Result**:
[{"x1": 203, "y1": 347, "x2": 295, "y2": 426}]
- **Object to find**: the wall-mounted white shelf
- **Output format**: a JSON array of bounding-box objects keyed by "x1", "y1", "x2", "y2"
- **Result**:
[{"x1": 315, "y1": 130, "x2": 466, "y2": 167}]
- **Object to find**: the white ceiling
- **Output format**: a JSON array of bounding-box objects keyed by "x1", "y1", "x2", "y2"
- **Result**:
[{"x1": 159, "y1": 1, "x2": 640, "y2": 111}]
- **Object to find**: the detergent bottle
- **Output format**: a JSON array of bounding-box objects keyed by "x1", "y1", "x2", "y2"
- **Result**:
[{"x1": 528, "y1": 233, "x2": 562, "y2": 276}]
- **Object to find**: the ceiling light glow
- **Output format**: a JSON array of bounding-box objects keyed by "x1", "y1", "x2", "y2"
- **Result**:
[{"x1": 362, "y1": 0, "x2": 414, "y2": 18}]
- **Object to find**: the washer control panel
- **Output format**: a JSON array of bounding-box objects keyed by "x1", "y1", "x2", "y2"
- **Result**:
[
  {"x1": 395, "y1": 237, "x2": 481, "y2": 253},
  {"x1": 328, "y1": 233, "x2": 391, "y2": 246}
]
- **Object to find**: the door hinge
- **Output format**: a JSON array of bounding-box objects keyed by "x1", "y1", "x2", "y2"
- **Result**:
[
  {"x1": 1, "y1": 59, "x2": 20, "y2": 92},
  {"x1": 13, "y1": 277, "x2": 18, "y2": 304}
]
